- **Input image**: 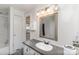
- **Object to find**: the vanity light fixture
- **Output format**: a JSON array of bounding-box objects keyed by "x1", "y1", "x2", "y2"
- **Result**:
[{"x1": 37, "y1": 5, "x2": 58, "y2": 18}]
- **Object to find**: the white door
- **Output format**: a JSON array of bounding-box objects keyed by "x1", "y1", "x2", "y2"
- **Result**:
[{"x1": 13, "y1": 15, "x2": 23, "y2": 52}]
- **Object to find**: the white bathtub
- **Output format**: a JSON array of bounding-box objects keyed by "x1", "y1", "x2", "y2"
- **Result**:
[
  {"x1": 0, "y1": 46, "x2": 9, "y2": 55},
  {"x1": 0, "y1": 42, "x2": 9, "y2": 55}
]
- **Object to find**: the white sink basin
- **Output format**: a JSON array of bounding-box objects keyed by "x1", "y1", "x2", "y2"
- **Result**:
[{"x1": 35, "y1": 42, "x2": 53, "y2": 51}]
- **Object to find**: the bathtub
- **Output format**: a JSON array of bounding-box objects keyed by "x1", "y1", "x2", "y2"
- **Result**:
[{"x1": 0, "y1": 43, "x2": 9, "y2": 55}]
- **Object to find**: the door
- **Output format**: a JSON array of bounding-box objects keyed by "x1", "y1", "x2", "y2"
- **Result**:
[{"x1": 13, "y1": 15, "x2": 23, "y2": 52}]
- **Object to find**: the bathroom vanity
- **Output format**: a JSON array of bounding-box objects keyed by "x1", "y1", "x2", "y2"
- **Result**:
[
  {"x1": 23, "y1": 39, "x2": 64, "y2": 55},
  {"x1": 23, "y1": 5, "x2": 62, "y2": 55}
]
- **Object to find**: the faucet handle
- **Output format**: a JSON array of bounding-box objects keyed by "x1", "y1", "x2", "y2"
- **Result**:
[{"x1": 43, "y1": 40, "x2": 49, "y2": 44}]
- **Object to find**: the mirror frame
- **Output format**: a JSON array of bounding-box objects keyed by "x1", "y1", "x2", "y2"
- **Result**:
[{"x1": 39, "y1": 13, "x2": 58, "y2": 41}]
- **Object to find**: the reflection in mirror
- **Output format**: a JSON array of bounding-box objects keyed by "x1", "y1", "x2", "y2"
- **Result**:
[
  {"x1": 37, "y1": 5, "x2": 58, "y2": 41},
  {"x1": 39, "y1": 14, "x2": 58, "y2": 41}
]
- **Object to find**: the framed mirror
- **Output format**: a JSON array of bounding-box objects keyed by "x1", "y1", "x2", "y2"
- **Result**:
[
  {"x1": 37, "y1": 5, "x2": 58, "y2": 41},
  {"x1": 39, "y1": 14, "x2": 58, "y2": 41}
]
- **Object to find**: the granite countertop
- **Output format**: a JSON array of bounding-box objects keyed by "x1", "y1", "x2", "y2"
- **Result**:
[{"x1": 23, "y1": 39, "x2": 64, "y2": 55}]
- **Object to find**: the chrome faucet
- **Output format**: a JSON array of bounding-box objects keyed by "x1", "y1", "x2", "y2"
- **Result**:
[{"x1": 43, "y1": 40, "x2": 49, "y2": 45}]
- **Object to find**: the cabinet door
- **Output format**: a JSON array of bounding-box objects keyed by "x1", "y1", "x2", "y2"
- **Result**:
[
  {"x1": 23, "y1": 46, "x2": 30, "y2": 55},
  {"x1": 23, "y1": 46, "x2": 27, "y2": 55},
  {"x1": 29, "y1": 48, "x2": 36, "y2": 55}
]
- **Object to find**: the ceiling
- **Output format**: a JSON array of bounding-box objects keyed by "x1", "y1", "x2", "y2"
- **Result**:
[{"x1": 0, "y1": 4, "x2": 41, "y2": 12}]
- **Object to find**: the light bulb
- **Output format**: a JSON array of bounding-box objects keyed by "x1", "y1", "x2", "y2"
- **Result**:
[
  {"x1": 47, "y1": 8, "x2": 51, "y2": 13},
  {"x1": 37, "y1": 13, "x2": 40, "y2": 16},
  {"x1": 41, "y1": 10, "x2": 45, "y2": 15},
  {"x1": 47, "y1": 8, "x2": 54, "y2": 14},
  {"x1": 55, "y1": 6, "x2": 58, "y2": 11}
]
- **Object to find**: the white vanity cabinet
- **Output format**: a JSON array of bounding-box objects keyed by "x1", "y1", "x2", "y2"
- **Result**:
[{"x1": 23, "y1": 45, "x2": 40, "y2": 55}]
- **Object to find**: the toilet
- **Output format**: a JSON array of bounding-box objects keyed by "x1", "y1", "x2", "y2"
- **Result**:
[{"x1": 64, "y1": 45, "x2": 77, "y2": 55}]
